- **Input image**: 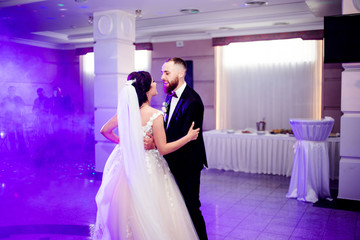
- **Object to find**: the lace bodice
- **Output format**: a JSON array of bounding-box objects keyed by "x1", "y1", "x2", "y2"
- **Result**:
[{"x1": 142, "y1": 111, "x2": 163, "y2": 138}]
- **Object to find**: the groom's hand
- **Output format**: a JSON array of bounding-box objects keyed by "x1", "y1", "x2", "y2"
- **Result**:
[{"x1": 144, "y1": 133, "x2": 156, "y2": 150}]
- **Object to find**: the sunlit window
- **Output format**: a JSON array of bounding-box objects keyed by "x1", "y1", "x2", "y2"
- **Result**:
[
  {"x1": 81, "y1": 50, "x2": 151, "y2": 74},
  {"x1": 223, "y1": 38, "x2": 317, "y2": 67},
  {"x1": 82, "y1": 52, "x2": 94, "y2": 75},
  {"x1": 135, "y1": 50, "x2": 151, "y2": 72},
  {"x1": 216, "y1": 38, "x2": 323, "y2": 130},
  {"x1": 79, "y1": 50, "x2": 152, "y2": 113}
]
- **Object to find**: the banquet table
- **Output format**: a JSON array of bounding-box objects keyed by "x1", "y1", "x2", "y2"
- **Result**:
[{"x1": 203, "y1": 130, "x2": 340, "y2": 179}]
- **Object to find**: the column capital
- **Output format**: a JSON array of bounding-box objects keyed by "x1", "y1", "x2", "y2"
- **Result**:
[{"x1": 93, "y1": 10, "x2": 135, "y2": 42}]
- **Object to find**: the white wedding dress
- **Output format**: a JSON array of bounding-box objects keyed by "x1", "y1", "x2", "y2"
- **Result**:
[{"x1": 93, "y1": 109, "x2": 199, "y2": 240}]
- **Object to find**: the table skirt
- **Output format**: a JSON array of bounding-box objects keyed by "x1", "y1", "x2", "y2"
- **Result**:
[
  {"x1": 203, "y1": 130, "x2": 340, "y2": 179},
  {"x1": 286, "y1": 140, "x2": 331, "y2": 202}
]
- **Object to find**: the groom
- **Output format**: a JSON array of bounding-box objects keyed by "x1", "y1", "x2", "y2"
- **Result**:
[{"x1": 161, "y1": 57, "x2": 208, "y2": 240}]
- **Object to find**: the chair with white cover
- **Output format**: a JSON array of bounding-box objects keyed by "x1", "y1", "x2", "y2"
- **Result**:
[{"x1": 286, "y1": 117, "x2": 334, "y2": 203}]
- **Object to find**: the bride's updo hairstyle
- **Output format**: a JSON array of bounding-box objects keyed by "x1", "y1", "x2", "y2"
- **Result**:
[{"x1": 127, "y1": 71, "x2": 152, "y2": 107}]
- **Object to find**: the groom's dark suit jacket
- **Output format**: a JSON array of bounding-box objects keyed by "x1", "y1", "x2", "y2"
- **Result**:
[
  {"x1": 164, "y1": 85, "x2": 208, "y2": 174},
  {"x1": 163, "y1": 84, "x2": 209, "y2": 240}
]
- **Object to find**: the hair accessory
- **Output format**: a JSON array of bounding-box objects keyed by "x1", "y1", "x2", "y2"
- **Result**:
[{"x1": 126, "y1": 79, "x2": 136, "y2": 86}]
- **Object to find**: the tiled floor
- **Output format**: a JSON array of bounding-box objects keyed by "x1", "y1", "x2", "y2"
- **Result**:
[
  {"x1": 201, "y1": 170, "x2": 360, "y2": 240},
  {"x1": 1, "y1": 143, "x2": 359, "y2": 240}
]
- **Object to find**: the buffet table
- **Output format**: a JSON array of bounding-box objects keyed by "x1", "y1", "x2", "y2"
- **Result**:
[{"x1": 203, "y1": 130, "x2": 340, "y2": 179}]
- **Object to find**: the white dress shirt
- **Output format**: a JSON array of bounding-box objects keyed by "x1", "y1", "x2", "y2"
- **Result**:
[{"x1": 167, "y1": 82, "x2": 187, "y2": 128}]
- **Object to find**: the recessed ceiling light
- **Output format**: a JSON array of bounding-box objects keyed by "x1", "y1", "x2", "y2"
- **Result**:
[
  {"x1": 74, "y1": 0, "x2": 87, "y2": 2},
  {"x1": 273, "y1": 22, "x2": 289, "y2": 26},
  {"x1": 135, "y1": 9, "x2": 142, "y2": 18},
  {"x1": 219, "y1": 27, "x2": 234, "y2": 30},
  {"x1": 88, "y1": 16, "x2": 93, "y2": 24},
  {"x1": 245, "y1": 1, "x2": 268, "y2": 6},
  {"x1": 180, "y1": 9, "x2": 200, "y2": 14}
]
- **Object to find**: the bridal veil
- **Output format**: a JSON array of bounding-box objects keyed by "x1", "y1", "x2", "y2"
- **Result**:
[{"x1": 93, "y1": 82, "x2": 173, "y2": 239}]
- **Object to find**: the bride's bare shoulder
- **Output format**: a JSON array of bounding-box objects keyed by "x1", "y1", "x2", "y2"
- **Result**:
[
  {"x1": 148, "y1": 106, "x2": 158, "y2": 113},
  {"x1": 141, "y1": 106, "x2": 162, "y2": 125},
  {"x1": 150, "y1": 107, "x2": 163, "y2": 119}
]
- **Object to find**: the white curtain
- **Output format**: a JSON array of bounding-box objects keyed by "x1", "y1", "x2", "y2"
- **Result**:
[
  {"x1": 80, "y1": 52, "x2": 95, "y2": 114},
  {"x1": 135, "y1": 50, "x2": 152, "y2": 72},
  {"x1": 215, "y1": 38, "x2": 323, "y2": 131}
]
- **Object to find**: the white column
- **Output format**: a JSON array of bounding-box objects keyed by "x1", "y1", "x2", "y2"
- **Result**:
[
  {"x1": 338, "y1": 0, "x2": 360, "y2": 200},
  {"x1": 93, "y1": 10, "x2": 135, "y2": 172}
]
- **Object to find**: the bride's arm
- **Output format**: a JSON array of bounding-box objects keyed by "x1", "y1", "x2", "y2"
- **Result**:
[
  {"x1": 152, "y1": 115, "x2": 199, "y2": 156},
  {"x1": 100, "y1": 115, "x2": 119, "y2": 144}
]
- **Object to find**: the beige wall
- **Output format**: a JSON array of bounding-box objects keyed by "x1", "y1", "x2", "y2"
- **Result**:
[
  {"x1": 323, "y1": 63, "x2": 343, "y2": 133},
  {"x1": 150, "y1": 39, "x2": 344, "y2": 133},
  {"x1": 150, "y1": 39, "x2": 215, "y2": 130}
]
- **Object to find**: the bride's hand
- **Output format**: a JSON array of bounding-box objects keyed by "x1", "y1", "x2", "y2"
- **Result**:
[{"x1": 187, "y1": 122, "x2": 200, "y2": 141}]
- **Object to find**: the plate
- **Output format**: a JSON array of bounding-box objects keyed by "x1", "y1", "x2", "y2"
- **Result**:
[{"x1": 241, "y1": 130, "x2": 252, "y2": 134}]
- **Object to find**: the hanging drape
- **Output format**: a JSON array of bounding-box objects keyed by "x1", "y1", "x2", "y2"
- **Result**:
[
  {"x1": 215, "y1": 38, "x2": 322, "y2": 131},
  {"x1": 79, "y1": 52, "x2": 95, "y2": 114}
]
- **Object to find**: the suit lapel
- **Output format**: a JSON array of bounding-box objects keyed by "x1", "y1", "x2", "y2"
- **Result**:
[
  {"x1": 168, "y1": 98, "x2": 183, "y2": 128},
  {"x1": 168, "y1": 85, "x2": 189, "y2": 129},
  {"x1": 164, "y1": 95, "x2": 171, "y2": 128}
]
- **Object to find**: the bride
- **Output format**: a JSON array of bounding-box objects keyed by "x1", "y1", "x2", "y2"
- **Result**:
[{"x1": 92, "y1": 71, "x2": 199, "y2": 240}]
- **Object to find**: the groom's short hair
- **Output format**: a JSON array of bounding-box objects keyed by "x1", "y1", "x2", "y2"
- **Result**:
[{"x1": 166, "y1": 57, "x2": 187, "y2": 71}]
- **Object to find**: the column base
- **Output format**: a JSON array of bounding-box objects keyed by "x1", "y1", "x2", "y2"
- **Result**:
[
  {"x1": 95, "y1": 142, "x2": 116, "y2": 172},
  {"x1": 338, "y1": 157, "x2": 360, "y2": 201}
]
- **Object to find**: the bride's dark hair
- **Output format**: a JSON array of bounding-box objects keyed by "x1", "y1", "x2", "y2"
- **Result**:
[{"x1": 127, "y1": 71, "x2": 152, "y2": 107}]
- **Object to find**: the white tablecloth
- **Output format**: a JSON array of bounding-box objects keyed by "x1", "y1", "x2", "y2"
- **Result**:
[
  {"x1": 286, "y1": 118, "x2": 334, "y2": 203},
  {"x1": 203, "y1": 130, "x2": 340, "y2": 179}
]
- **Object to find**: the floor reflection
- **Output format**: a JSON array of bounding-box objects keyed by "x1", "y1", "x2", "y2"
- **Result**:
[
  {"x1": 1, "y1": 138, "x2": 359, "y2": 239},
  {"x1": 0, "y1": 129, "x2": 98, "y2": 240}
]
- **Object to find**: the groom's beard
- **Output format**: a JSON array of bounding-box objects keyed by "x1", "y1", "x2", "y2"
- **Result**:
[{"x1": 164, "y1": 76, "x2": 179, "y2": 94}]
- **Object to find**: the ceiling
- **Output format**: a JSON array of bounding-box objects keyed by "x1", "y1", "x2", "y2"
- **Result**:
[{"x1": 0, "y1": 0, "x2": 341, "y2": 49}]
